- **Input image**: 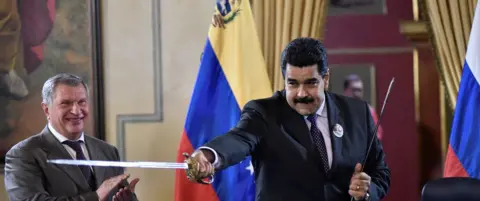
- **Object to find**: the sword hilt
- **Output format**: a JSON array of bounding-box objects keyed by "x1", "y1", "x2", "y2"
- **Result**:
[{"x1": 183, "y1": 152, "x2": 215, "y2": 185}]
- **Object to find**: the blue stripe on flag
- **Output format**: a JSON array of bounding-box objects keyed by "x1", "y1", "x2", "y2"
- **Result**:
[
  {"x1": 184, "y1": 39, "x2": 256, "y2": 201},
  {"x1": 449, "y1": 61, "x2": 480, "y2": 178},
  {"x1": 184, "y1": 39, "x2": 241, "y2": 148}
]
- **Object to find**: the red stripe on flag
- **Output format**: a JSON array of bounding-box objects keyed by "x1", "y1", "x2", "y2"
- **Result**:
[
  {"x1": 174, "y1": 130, "x2": 219, "y2": 201},
  {"x1": 444, "y1": 145, "x2": 469, "y2": 177}
]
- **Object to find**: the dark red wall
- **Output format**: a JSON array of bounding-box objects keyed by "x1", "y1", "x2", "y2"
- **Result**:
[
  {"x1": 328, "y1": 53, "x2": 418, "y2": 201},
  {"x1": 324, "y1": 0, "x2": 413, "y2": 49},
  {"x1": 418, "y1": 48, "x2": 442, "y2": 187},
  {"x1": 324, "y1": 0, "x2": 423, "y2": 201}
]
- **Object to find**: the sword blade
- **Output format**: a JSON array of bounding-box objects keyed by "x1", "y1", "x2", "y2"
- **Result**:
[
  {"x1": 360, "y1": 77, "x2": 394, "y2": 171},
  {"x1": 350, "y1": 77, "x2": 395, "y2": 201},
  {"x1": 47, "y1": 159, "x2": 188, "y2": 169}
]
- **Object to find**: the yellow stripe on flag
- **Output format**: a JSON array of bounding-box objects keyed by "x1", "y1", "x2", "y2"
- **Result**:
[{"x1": 208, "y1": 0, "x2": 272, "y2": 108}]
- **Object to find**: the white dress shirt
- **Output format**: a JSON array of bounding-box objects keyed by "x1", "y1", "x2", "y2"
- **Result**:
[
  {"x1": 304, "y1": 99, "x2": 332, "y2": 168},
  {"x1": 48, "y1": 123, "x2": 91, "y2": 161},
  {"x1": 201, "y1": 99, "x2": 333, "y2": 168}
]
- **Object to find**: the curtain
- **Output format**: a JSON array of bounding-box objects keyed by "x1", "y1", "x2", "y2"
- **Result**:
[
  {"x1": 250, "y1": 0, "x2": 329, "y2": 91},
  {"x1": 424, "y1": 0, "x2": 478, "y2": 109}
]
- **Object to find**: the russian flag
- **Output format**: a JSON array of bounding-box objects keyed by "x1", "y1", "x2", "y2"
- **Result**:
[
  {"x1": 443, "y1": 1, "x2": 480, "y2": 178},
  {"x1": 174, "y1": 1, "x2": 272, "y2": 201}
]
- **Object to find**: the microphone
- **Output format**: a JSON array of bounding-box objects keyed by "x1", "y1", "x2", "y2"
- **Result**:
[{"x1": 350, "y1": 77, "x2": 395, "y2": 201}]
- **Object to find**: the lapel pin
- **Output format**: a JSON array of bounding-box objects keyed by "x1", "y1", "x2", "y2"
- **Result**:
[{"x1": 333, "y1": 124, "x2": 343, "y2": 138}]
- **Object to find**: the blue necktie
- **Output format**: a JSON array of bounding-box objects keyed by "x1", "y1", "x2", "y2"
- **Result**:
[
  {"x1": 307, "y1": 114, "x2": 330, "y2": 173},
  {"x1": 62, "y1": 140, "x2": 96, "y2": 190}
]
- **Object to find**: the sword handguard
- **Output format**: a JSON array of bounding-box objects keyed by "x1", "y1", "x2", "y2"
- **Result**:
[{"x1": 183, "y1": 152, "x2": 215, "y2": 185}]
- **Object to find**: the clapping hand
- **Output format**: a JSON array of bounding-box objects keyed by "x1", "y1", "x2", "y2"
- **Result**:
[
  {"x1": 113, "y1": 177, "x2": 139, "y2": 201},
  {"x1": 95, "y1": 174, "x2": 139, "y2": 201}
]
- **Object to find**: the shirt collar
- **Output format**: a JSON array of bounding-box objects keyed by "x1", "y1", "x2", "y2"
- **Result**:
[
  {"x1": 318, "y1": 98, "x2": 326, "y2": 117},
  {"x1": 304, "y1": 98, "x2": 327, "y2": 119},
  {"x1": 48, "y1": 123, "x2": 85, "y2": 143}
]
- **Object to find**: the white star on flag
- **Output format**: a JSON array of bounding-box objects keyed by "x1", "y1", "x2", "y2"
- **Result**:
[{"x1": 246, "y1": 161, "x2": 254, "y2": 175}]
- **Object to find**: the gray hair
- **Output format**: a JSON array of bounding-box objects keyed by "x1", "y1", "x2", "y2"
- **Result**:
[{"x1": 41, "y1": 73, "x2": 89, "y2": 105}]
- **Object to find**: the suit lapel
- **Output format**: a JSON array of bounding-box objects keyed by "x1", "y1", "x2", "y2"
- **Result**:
[
  {"x1": 281, "y1": 106, "x2": 315, "y2": 153},
  {"x1": 84, "y1": 136, "x2": 107, "y2": 187},
  {"x1": 41, "y1": 126, "x2": 91, "y2": 191},
  {"x1": 278, "y1": 91, "x2": 315, "y2": 154},
  {"x1": 325, "y1": 92, "x2": 344, "y2": 173},
  {"x1": 277, "y1": 91, "x2": 326, "y2": 171}
]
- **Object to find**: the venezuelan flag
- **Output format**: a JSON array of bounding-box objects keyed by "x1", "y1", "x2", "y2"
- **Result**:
[
  {"x1": 174, "y1": 1, "x2": 272, "y2": 201},
  {"x1": 444, "y1": 1, "x2": 480, "y2": 178}
]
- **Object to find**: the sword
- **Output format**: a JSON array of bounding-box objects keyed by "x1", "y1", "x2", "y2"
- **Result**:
[
  {"x1": 47, "y1": 153, "x2": 214, "y2": 184},
  {"x1": 360, "y1": 77, "x2": 394, "y2": 171},
  {"x1": 350, "y1": 77, "x2": 395, "y2": 201},
  {"x1": 47, "y1": 160, "x2": 189, "y2": 169}
]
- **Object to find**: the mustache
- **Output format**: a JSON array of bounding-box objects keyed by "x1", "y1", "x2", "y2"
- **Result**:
[{"x1": 294, "y1": 96, "x2": 314, "y2": 104}]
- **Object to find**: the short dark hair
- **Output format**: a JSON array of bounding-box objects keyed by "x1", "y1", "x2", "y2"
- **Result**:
[
  {"x1": 343, "y1": 74, "x2": 362, "y2": 90},
  {"x1": 280, "y1": 37, "x2": 328, "y2": 78}
]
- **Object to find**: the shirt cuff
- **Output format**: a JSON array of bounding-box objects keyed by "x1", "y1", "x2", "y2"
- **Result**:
[{"x1": 198, "y1": 146, "x2": 219, "y2": 168}]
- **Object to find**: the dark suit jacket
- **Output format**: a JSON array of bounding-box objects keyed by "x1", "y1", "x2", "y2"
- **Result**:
[
  {"x1": 4, "y1": 126, "x2": 139, "y2": 201},
  {"x1": 203, "y1": 91, "x2": 390, "y2": 201}
]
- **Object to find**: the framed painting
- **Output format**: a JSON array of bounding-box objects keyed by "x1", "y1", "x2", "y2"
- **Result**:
[
  {"x1": 328, "y1": 0, "x2": 387, "y2": 16},
  {"x1": 327, "y1": 63, "x2": 377, "y2": 108},
  {"x1": 0, "y1": 0, "x2": 105, "y2": 168}
]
